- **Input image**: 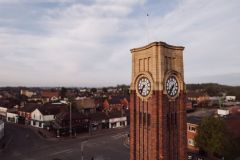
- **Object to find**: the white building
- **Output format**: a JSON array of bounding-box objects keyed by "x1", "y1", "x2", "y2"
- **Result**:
[
  {"x1": 217, "y1": 109, "x2": 230, "y2": 117},
  {"x1": 79, "y1": 88, "x2": 87, "y2": 93},
  {"x1": 31, "y1": 108, "x2": 56, "y2": 128},
  {"x1": 0, "y1": 120, "x2": 4, "y2": 140},
  {"x1": 225, "y1": 96, "x2": 236, "y2": 102},
  {"x1": 109, "y1": 116, "x2": 127, "y2": 128},
  {"x1": 0, "y1": 106, "x2": 7, "y2": 119},
  {"x1": 6, "y1": 112, "x2": 18, "y2": 123},
  {"x1": 20, "y1": 89, "x2": 36, "y2": 98}
]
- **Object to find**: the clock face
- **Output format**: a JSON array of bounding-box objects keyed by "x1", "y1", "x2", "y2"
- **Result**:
[
  {"x1": 137, "y1": 76, "x2": 151, "y2": 97},
  {"x1": 166, "y1": 76, "x2": 179, "y2": 97}
]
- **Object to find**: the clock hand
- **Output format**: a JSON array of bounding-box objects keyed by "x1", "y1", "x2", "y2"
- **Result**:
[
  {"x1": 170, "y1": 84, "x2": 175, "y2": 94},
  {"x1": 141, "y1": 85, "x2": 145, "y2": 94}
]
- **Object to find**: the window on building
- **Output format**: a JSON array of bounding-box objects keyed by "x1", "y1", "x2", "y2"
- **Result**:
[
  {"x1": 188, "y1": 139, "x2": 195, "y2": 146},
  {"x1": 39, "y1": 115, "x2": 41, "y2": 120},
  {"x1": 188, "y1": 125, "x2": 196, "y2": 133},
  {"x1": 111, "y1": 122, "x2": 116, "y2": 128},
  {"x1": 120, "y1": 121, "x2": 125, "y2": 126}
]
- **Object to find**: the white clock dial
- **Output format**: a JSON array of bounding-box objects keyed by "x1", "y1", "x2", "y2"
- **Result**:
[
  {"x1": 137, "y1": 77, "x2": 151, "y2": 97},
  {"x1": 166, "y1": 76, "x2": 179, "y2": 97}
]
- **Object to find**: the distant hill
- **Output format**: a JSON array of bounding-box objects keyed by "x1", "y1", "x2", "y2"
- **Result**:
[
  {"x1": 186, "y1": 73, "x2": 240, "y2": 86},
  {"x1": 186, "y1": 83, "x2": 240, "y2": 100}
]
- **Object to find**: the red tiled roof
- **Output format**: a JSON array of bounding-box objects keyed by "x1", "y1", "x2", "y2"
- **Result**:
[
  {"x1": 41, "y1": 91, "x2": 60, "y2": 98},
  {"x1": 73, "y1": 98, "x2": 96, "y2": 109},
  {"x1": 225, "y1": 113, "x2": 240, "y2": 138}
]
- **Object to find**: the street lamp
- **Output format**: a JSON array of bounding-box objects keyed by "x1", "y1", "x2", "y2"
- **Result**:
[{"x1": 69, "y1": 102, "x2": 72, "y2": 137}]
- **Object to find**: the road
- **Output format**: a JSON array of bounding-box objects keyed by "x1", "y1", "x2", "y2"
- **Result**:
[
  {"x1": 187, "y1": 108, "x2": 217, "y2": 117},
  {"x1": 0, "y1": 123, "x2": 129, "y2": 160}
]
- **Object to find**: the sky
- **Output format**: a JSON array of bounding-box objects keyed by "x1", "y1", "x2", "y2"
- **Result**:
[{"x1": 0, "y1": 0, "x2": 240, "y2": 87}]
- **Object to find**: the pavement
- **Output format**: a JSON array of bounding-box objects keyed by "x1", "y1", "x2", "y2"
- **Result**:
[
  {"x1": 0, "y1": 133, "x2": 12, "y2": 151},
  {"x1": 7, "y1": 122, "x2": 129, "y2": 141},
  {"x1": 0, "y1": 123, "x2": 129, "y2": 160},
  {"x1": 82, "y1": 132, "x2": 129, "y2": 160}
]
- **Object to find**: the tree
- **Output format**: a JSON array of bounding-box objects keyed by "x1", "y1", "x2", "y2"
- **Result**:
[
  {"x1": 90, "y1": 88, "x2": 97, "y2": 93},
  {"x1": 195, "y1": 116, "x2": 240, "y2": 159},
  {"x1": 186, "y1": 83, "x2": 240, "y2": 100},
  {"x1": 102, "y1": 87, "x2": 108, "y2": 93},
  {"x1": 195, "y1": 116, "x2": 225, "y2": 157},
  {"x1": 60, "y1": 87, "x2": 67, "y2": 98}
]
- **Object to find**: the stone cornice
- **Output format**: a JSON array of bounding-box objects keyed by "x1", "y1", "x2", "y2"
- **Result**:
[{"x1": 130, "y1": 41, "x2": 185, "y2": 52}]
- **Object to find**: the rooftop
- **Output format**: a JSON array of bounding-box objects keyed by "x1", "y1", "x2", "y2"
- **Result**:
[
  {"x1": 130, "y1": 41, "x2": 185, "y2": 52},
  {"x1": 187, "y1": 116, "x2": 202, "y2": 125},
  {"x1": 73, "y1": 98, "x2": 96, "y2": 109},
  {"x1": 37, "y1": 106, "x2": 64, "y2": 115},
  {"x1": 41, "y1": 90, "x2": 60, "y2": 98},
  {"x1": 19, "y1": 103, "x2": 42, "y2": 112}
]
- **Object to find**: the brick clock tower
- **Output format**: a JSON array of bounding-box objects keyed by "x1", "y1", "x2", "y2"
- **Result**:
[{"x1": 130, "y1": 42, "x2": 187, "y2": 160}]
